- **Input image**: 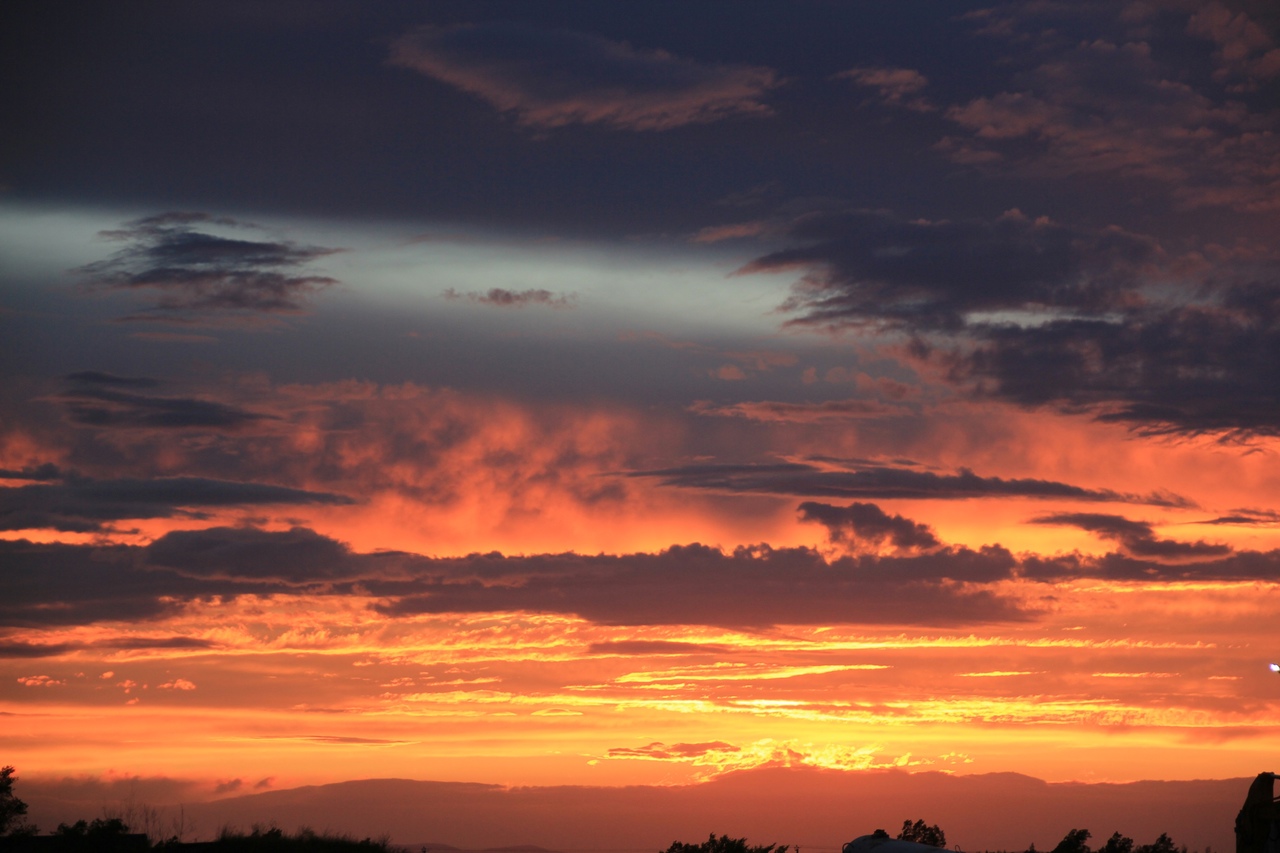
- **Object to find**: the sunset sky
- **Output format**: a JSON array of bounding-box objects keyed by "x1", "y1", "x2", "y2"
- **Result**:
[{"x1": 2, "y1": 1, "x2": 1280, "y2": 847}]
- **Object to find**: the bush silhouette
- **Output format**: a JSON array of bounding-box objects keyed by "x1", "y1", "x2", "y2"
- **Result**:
[
  {"x1": 0, "y1": 766, "x2": 31, "y2": 836},
  {"x1": 1052, "y1": 829, "x2": 1091, "y2": 853},
  {"x1": 1100, "y1": 832, "x2": 1135, "y2": 853},
  {"x1": 898, "y1": 821, "x2": 947, "y2": 848},
  {"x1": 664, "y1": 833, "x2": 791, "y2": 853}
]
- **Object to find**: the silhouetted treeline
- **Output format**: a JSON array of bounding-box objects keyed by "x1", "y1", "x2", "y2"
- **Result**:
[
  {"x1": 1020, "y1": 827, "x2": 1191, "y2": 853},
  {"x1": 664, "y1": 834, "x2": 790, "y2": 853},
  {"x1": 2, "y1": 767, "x2": 1214, "y2": 853},
  {"x1": 0, "y1": 822, "x2": 388, "y2": 852},
  {"x1": 898, "y1": 820, "x2": 946, "y2": 848},
  {"x1": 0, "y1": 767, "x2": 387, "y2": 851}
]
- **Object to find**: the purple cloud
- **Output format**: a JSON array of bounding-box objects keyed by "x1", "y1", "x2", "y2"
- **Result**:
[{"x1": 390, "y1": 22, "x2": 777, "y2": 131}]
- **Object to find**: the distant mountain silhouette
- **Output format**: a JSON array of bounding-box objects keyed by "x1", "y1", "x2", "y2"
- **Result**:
[{"x1": 21, "y1": 768, "x2": 1249, "y2": 853}]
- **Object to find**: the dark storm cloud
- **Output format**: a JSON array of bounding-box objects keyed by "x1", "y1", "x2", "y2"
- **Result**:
[
  {"x1": 442, "y1": 287, "x2": 575, "y2": 308},
  {"x1": 1030, "y1": 512, "x2": 1231, "y2": 561},
  {"x1": 9, "y1": 522, "x2": 1280, "y2": 632},
  {"x1": 78, "y1": 213, "x2": 339, "y2": 318},
  {"x1": 0, "y1": 539, "x2": 187, "y2": 628},
  {"x1": 1197, "y1": 509, "x2": 1280, "y2": 526},
  {"x1": 740, "y1": 209, "x2": 1158, "y2": 332},
  {"x1": 373, "y1": 542, "x2": 1029, "y2": 628},
  {"x1": 799, "y1": 501, "x2": 941, "y2": 552},
  {"x1": 0, "y1": 463, "x2": 62, "y2": 481},
  {"x1": 146, "y1": 526, "x2": 358, "y2": 583},
  {"x1": 60, "y1": 372, "x2": 273, "y2": 430},
  {"x1": 955, "y1": 297, "x2": 1280, "y2": 437},
  {"x1": 942, "y1": 11, "x2": 1280, "y2": 213},
  {"x1": 1022, "y1": 548, "x2": 1280, "y2": 583},
  {"x1": 388, "y1": 21, "x2": 778, "y2": 131},
  {"x1": 0, "y1": 473, "x2": 353, "y2": 533},
  {"x1": 629, "y1": 461, "x2": 1190, "y2": 506},
  {"x1": 0, "y1": 636, "x2": 216, "y2": 659},
  {"x1": 0, "y1": 532, "x2": 378, "y2": 629},
  {"x1": 0, "y1": 529, "x2": 1029, "y2": 630}
]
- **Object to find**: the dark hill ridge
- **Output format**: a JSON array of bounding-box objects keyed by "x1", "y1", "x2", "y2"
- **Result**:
[{"x1": 21, "y1": 768, "x2": 1249, "y2": 853}]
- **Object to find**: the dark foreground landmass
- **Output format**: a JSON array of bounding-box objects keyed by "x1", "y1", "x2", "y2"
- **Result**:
[{"x1": 14, "y1": 768, "x2": 1252, "y2": 853}]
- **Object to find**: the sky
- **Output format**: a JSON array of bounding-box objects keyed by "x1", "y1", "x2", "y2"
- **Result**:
[{"x1": 2, "y1": 0, "x2": 1280, "y2": 847}]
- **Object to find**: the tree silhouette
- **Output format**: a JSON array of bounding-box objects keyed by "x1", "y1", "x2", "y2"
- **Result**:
[
  {"x1": 1100, "y1": 832, "x2": 1135, "y2": 853},
  {"x1": 664, "y1": 833, "x2": 791, "y2": 853},
  {"x1": 0, "y1": 765, "x2": 31, "y2": 836},
  {"x1": 54, "y1": 818, "x2": 130, "y2": 838},
  {"x1": 898, "y1": 820, "x2": 947, "y2": 848},
  {"x1": 1052, "y1": 829, "x2": 1092, "y2": 853},
  {"x1": 1135, "y1": 834, "x2": 1180, "y2": 853}
]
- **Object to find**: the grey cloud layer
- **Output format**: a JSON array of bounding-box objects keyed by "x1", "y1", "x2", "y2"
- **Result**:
[
  {"x1": 78, "y1": 213, "x2": 339, "y2": 319},
  {"x1": 60, "y1": 372, "x2": 273, "y2": 430},
  {"x1": 0, "y1": 528, "x2": 1027, "y2": 630},
  {"x1": 6, "y1": 2, "x2": 1280, "y2": 439},
  {"x1": 442, "y1": 288, "x2": 575, "y2": 308},
  {"x1": 742, "y1": 210, "x2": 1157, "y2": 331},
  {"x1": 954, "y1": 298, "x2": 1280, "y2": 437},
  {"x1": 0, "y1": 473, "x2": 352, "y2": 533},
  {"x1": 630, "y1": 461, "x2": 1190, "y2": 506},
  {"x1": 1030, "y1": 512, "x2": 1232, "y2": 561},
  {"x1": 6, "y1": 516, "x2": 1279, "y2": 633}
]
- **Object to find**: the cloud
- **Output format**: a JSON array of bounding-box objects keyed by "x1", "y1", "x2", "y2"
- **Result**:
[
  {"x1": 586, "y1": 640, "x2": 735, "y2": 656},
  {"x1": 157, "y1": 678, "x2": 197, "y2": 690},
  {"x1": 799, "y1": 501, "x2": 942, "y2": 553},
  {"x1": 739, "y1": 209, "x2": 1158, "y2": 332},
  {"x1": 59, "y1": 372, "x2": 273, "y2": 430},
  {"x1": 0, "y1": 472, "x2": 353, "y2": 533},
  {"x1": 9, "y1": 519, "x2": 1280, "y2": 632},
  {"x1": 389, "y1": 22, "x2": 777, "y2": 131},
  {"x1": 0, "y1": 462, "x2": 62, "y2": 481},
  {"x1": 372, "y1": 541, "x2": 1030, "y2": 628},
  {"x1": 0, "y1": 539, "x2": 191, "y2": 627},
  {"x1": 78, "y1": 212, "x2": 339, "y2": 319},
  {"x1": 1186, "y1": 3, "x2": 1280, "y2": 84},
  {"x1": 691, "y1": 221, "x2": 772, "y2": 243},
  {"x1": 628, "y1": 460, "x2": 1190, "y2": 506},
  {"x1": 954, "y1": 297, "x2": 1280, "y2": 437},
  {"x1": 443, "y1": 287, "x2": 575, "y2": 308},
  {"x1": 1029, "y1": 512, "x2": 1231, "y2": 561},
  {"x1": 689, "y1": 399, "x2": 908, "y2": 423},
  {"x1": 1197, "y1": 509, "x2": 1280, "y2": 526},
  {"x1": 0, "y1": 525, "x2": 1031, "y2": 630},
  {"x1": 145, "y1": 526, "x2": 362, "y2": 584},
  {"x1": 0, "y1": 636, "x2": 217, "y2": 658},
  {"x1": 4, "y1": 376, "x2": 658, "y2": 549},
  {"x1": 938, "y1": 33, "x2": 1280, "y2": 212},
  {"x1": 607, "y1": 741, "x2": 740, "y2": 761},
  {"x1": 1021, "y1": 547, "x2": 1280, "y2": 583},
  {"x1": 837, "y1": 67, "x2": 934, "y2": 112},
  {"x1": 736, "y1": 204, "x2": 1280, "y2": 438},
  {"x1": 64, "y1": 371, "x2": 159, "y2": 389}
]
